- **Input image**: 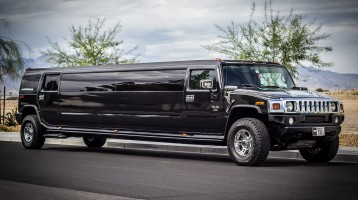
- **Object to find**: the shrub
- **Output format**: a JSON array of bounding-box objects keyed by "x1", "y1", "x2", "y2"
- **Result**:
[
  {"x1": 4, "y1": 108, "x2": 18, "y2": 126},
  {"x1": 0, "y1": 125, "x2": 12, "y2": 132},
  {"x1": 316, "y1": 88, "x2": 324, "y2": 92},
  {"x1": 6, "y1": 97, "x2": 19, "y2": 100}
]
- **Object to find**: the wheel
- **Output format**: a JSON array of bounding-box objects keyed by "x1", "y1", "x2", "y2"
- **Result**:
[
  {"x1": 227, "y1": 118, "x2": 270, "y2": 166},
  {"x1": 20, "y1": 115, "x2": 45, "y2": 149},
  {"x1": 83, "y1": 136, "x2": 107, "y2": 148},
  {"x1": 299, "y1": 137, "x2": 339, "y2": 163}
]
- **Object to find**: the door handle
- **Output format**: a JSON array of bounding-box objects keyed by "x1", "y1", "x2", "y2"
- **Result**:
[{"x1": 39, "y1": 94, "x2": 45, "y2": 101}]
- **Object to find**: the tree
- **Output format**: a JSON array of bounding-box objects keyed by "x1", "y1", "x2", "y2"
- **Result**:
[
  {"x1": 316, "y1": 88, "x2": 324, "y2": 92},
  {"x1": 203, "y1": 0, "x2": 333, "y2": 78},
  {"x1": 0, "y1": 19, "x2": 26, "y2": 81},
  {"x1": 42, "y1": 18, "x2": 138, "y2": 67}
]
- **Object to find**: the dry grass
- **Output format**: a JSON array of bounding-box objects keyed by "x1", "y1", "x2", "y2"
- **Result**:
[
  {"x1": 340, "y1": 134, "x2": 358, "y2": 147},
  {"x1": 323, "y1": 90, "x2": 358, "y2": 147},
  {"x1": 1, "y1": 100, "x2": 18, "y2": 114},
  {"x1": 1, "y1": 92, "x2": 358, "y2": 146},
  {"x1": 326, "y1": 90, "x2": 358, "y2": 135}
]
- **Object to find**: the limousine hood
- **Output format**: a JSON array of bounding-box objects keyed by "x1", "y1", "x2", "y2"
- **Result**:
[{"x1": 230, "y1": 89, "x2": 335, "y2": 100}]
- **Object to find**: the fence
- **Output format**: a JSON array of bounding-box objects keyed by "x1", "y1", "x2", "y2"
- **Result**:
[{"x1": 0, "y1": 86, "x2": 19, "y2": 124}]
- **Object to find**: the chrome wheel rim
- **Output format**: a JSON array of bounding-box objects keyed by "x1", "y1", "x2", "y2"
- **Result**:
[
  {"x1": 23, "y1": 123, "x2": 34, "y2": 143},
  {"x1": 234, "y1": 129, "x2": 253, "y2": 157}
]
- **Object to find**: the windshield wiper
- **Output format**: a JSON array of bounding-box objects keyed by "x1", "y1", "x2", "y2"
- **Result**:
[
  {"x1": 238, "y1": 83, "x2": 261, "y2": 89},
  {"x1": 262, "y1": 85, "x2": 282, "y2": 89}
]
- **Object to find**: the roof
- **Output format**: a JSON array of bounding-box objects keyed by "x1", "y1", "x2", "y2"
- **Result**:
[{"x1": 24, "y1": 59, "x2": 281, "y2": 75}]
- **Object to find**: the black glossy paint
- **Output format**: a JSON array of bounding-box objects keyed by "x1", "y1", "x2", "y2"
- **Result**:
[
  {"x1": 17, "y1": 60, "x2": 343, "y2": 147},
  {"x1": 38, "y1": 74, "x2": 60, "y2": 125}
]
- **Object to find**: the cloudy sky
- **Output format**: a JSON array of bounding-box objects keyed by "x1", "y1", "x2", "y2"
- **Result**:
[{"x1": 1, "y1": 0, "x2": 358, "y2": 73}]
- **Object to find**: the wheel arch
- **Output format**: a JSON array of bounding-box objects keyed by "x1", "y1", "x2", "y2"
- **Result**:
[
  {"x1": 21, "y1": 106, "x2": 40, "y2": 123},
  {"x1": 224, "y1": 105, "x2": 266, "y2": 142}
]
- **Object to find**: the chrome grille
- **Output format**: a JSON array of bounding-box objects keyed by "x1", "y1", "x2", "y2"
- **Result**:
[{"x1": 294, "y1": 100, "x2": 334, "y2": 113}]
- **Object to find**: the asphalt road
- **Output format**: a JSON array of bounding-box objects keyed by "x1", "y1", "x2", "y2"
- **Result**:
[{"x1": 0, "y1": 141, "x2": 357, "y2": 200}]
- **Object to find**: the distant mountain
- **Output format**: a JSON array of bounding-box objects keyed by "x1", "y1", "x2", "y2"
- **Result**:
[
  {"x1": 23, "y1": 55, "x2": 52, "y2": 69},
  {"x1": 1, "y1": 55, "x2": 53, "y2": 96},
  {"x1": 1, "y1": 57, "x2": 357, "y2": 95},
  {"x1": 295, "y1": 67, "x2": 358, "y2": 90}
]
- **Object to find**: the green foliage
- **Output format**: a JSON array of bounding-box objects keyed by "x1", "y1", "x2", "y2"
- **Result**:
[
  {"x1": 203, "y1": 0, "x2": 333, "y2": 78},
  {"x1": 4, "y1": 108, "x2": 18, "y2": 126},
  {"x1": 42, "y1": 18, "x2": 139, "y2": 67},
  {"x1": 0, "y1": 19, "x2": 27, "y2": 81},
  {"x1": 316, "y1": 88, "x2": 324, "y2": 92},
  {"x1": 0, "y1": 124, "x2": 12, "y2": 132}
]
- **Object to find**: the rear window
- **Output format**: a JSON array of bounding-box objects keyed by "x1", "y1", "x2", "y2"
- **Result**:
[
  {"x1": 41, "y1": 75, "x2": 60, "y2": 91},
  {"x1": 20, "y1": 75, "x2": 40, "y2": 94}
]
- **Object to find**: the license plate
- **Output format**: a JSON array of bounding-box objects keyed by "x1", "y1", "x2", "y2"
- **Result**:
[{"x1": 312, "y1": 127, "x2": 325, "y2": 136}]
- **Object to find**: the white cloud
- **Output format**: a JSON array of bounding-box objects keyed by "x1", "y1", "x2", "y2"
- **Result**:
[{"x1": 0, "y1": 0, "x2": 357, "y2": 73}]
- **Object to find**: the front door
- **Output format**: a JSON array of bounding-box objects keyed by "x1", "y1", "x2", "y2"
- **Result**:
[
  {"x1": 183, "y1": 68, "x2": 224, "y2": 134},
  {"x1": 38, "y1": 73, "x2": 60, "y2": 125}
]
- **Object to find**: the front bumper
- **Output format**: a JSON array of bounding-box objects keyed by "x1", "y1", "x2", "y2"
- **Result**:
[
  {"x1": 268, "y1": 113, "x2": 343, "y2": 144},
  {"x1": 281, "y1": 125, "x2": 340, "y2": 142},
  {"x1": 268, "y1": 113, "x2": 344, "y2": 126}
]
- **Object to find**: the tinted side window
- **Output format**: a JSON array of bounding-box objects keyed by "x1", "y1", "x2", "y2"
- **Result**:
[
  {"x1": 60, "y1": 73, "x2": 117, "y2": 92},
  {"x1": 42, "y1": 75, "x2": 59, "y2": 91},
  {"x1": 189, "y1": 69, "x2": 217, "y2": 90},
  {"x1": 20, "y1": 75, "x2": 41, "y2": 94},
  {"x1": 116, "y1": 70, "x2": 185, "y2": 91}
]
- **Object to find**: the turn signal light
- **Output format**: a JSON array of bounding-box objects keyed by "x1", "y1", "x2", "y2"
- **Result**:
[
  {"x1": 272, "y1": 103, "x2": 281, "y2": 110},
  {"x1": 255, "y1": 101, "x2": 265, "y2": 105},
  {"x1": 181, "y1": 133, "x2": 187, "y2": 137}
]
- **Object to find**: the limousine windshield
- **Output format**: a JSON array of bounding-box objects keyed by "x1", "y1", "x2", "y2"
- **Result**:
[{"x1": 222, "y1": 65, "x2": 296, "y2": 89}]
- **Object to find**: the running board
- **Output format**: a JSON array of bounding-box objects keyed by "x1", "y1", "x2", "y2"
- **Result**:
[
  {"x1": 45, "y1": 127, "x2": 224, "y2": 141},
  {"x1": 43, "y1": 133, "x2": 67, "y2": 138}
]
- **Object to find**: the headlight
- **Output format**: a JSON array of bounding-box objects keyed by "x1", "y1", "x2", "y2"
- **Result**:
[
  {"x1": 331, "y1": 102, "x2": 337, "y2": 112},
  {"x1": 286, "y1": 101, "x2": 294, "y2": 112}
]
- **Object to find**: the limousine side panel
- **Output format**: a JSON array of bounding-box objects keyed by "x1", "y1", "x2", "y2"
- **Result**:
[{"x1": 58, "y1": 69, "x2": 189, "y2": 133}]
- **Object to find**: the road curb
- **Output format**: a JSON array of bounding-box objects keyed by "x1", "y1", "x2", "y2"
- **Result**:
[
  {"x1": 106, "y1": 141, "x2": 358, "y2": 163},
  {"x1": 1, "y1": 132, "x2": 358, "y2": 163}
]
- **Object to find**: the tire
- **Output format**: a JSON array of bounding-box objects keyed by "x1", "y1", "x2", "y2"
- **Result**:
[
  {"x1": 227, "y1": 118, "x2": 270, "y2": 166},
  {"x1": 20, "y1": 115, "x2": 45, "y2": 149},
  {"x1": 83, "y1": 136, "x2": 107, "y2": 148},
  {"x1": 299, "y1": 137, "x2": 339, "y2": 163}
]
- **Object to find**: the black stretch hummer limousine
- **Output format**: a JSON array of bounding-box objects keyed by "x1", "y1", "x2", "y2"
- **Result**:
[{"x1": 17, "y1": 60, "x2": 344, "y2": 166}]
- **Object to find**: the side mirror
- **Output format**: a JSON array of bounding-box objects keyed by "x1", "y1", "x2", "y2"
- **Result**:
[{"x1": 200, "y1": 79, "x2": 214, "y2": 89}]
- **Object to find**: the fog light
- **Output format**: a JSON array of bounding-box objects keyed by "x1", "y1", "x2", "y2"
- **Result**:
[
  {"x1": 334, "y1": 117, "x2": 339, "y2": 124},
  {"x1": 288, "y1": 117, "x2": 295, "y2": 125}
]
